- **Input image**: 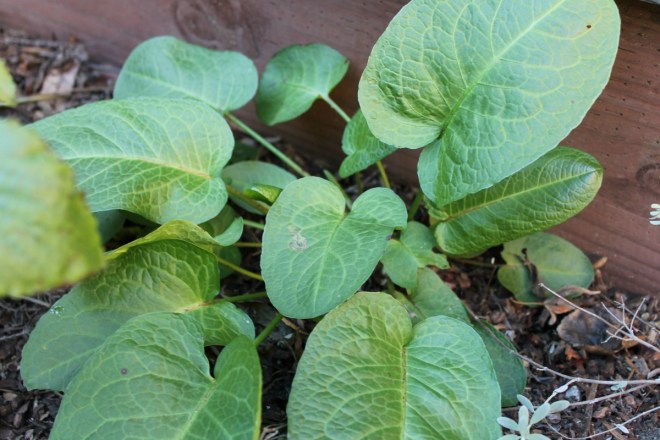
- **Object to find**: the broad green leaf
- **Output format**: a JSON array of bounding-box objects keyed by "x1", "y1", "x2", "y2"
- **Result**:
[
  {"x1": 472, "y1": 321, "x2": 527, "y2": 407},
  {"x1": 288, "y1": 293, "x2": 501, "y2": 439},
  {"x1": 498, "y1": 232, "x2": 594, "y2": 302},
  {"x1": 0, "y1": 60, "x2": 16, "y2": 106},
  {"x1": 395, "y1": 268, "x2": 525, "y2": 407},
  {"x1": 51, "y1": 314, "x2": 260, "y2": 440},
  {"x1": 339, "y1": 109, "x2": 397, "y2": 178},
  {"x1": 396, "y1": 267, "x2": 469, "y2": 324},
  {"x1": 217, "y1": 245, "x2": 242, "y2": 280},
  {"x1": 222, "y1": 160, "x2": 296, "y2": 215},
  {"x1": 112, "y1": 220, "x2": 222, "y2": 256},
  {"x1": 244, "y1": 184, "x2": 282, "y2": 206},
  {"x1": 229, "y1": 141, "x2": 260, "y2": 165},
  {"x1": 381, "y1": 221, "x2": 448, "y2": 289},
  {"x1": 30, "y1": 98, "x2": 234, "y2": 224},
  {"x1": 201, "y1": 205, "x2": 244, "y2": 246},
  {"x1": 0, "y1": 120, "x2": 104, "y2": 298},
  {"x1": 359, "y1": 0, "x2": 619, "y2": 205},
  {"x1": 93, "y1": 210, "x2": 125, "y2": 244},
  {"x1": 114, "y1": 36, "x2": 258, "y2": 113},
  {"x1": 256, "y1": 43, "x2": 349, "y2": 125},
  {"x1": 262, "y1": 177, "x2": 407, "y2": 318},
  {"x1": 432, "y1": 147, "x2": 602, "y2": 256},
  {"x1": 186, "y1": 301, "x2": 255, "y2": 347},
  {"x1": 22, "y1": 221, "x2": 254, "y2": 391}
]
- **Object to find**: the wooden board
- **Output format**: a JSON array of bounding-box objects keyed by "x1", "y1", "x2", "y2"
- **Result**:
[{"x1": 0, "y1": 0, "x2": 658, "y2": 295}]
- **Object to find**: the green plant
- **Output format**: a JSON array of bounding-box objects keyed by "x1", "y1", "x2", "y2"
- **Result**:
[
  {"x1": 497, "y1": 394, "x2": 570, "y2": 440},
  {"x1": 4, "y1": 0, "x2": 622, "y2": 438}
]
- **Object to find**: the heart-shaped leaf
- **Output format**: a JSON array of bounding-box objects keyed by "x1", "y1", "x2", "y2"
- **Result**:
[
  {"x1": 256, "y1": 43, "x2": 349, "y2": 125},
  {"x1": 432, "y1": 147, "x2": 602, "y2": 256},
  {"x1": 30, "y1": 98, "x2": 234, "y2": 224},
  {"x1": 498, "y1": 232, "x2": 594, "y2": 303},
  {"x1": 0, "y1": 121, "x2": 104, "y2": 298},
  {"x1": 288, "y1": 293, "x2": 501, "y2": 439},
  {"x1": 114, "y1": 36, "x2": 258, "y2": 113},
  {"x1": 201, "y1": 205, "x2": 244, "y2": 246},
  {"x1": 395, "y1": 267, "x2": 468, "y2": 324},
  {"x1": 359, "y1": 0, "x2": 619, "y2": 206},
  {"x1": 395, "y1": 268, "x2": 526, "y2": 407},
  {"x1": 222, "y1": 161, "x2": 297, "y2": 215},
  {"x1": 22, "y1": 221, "x2": 254, "y2": 391},
  {"x1": 0, "y1": 60, "x2": 16, "y2": 106},
  {"x1": 339, "y1": 109, "x2": 397, "y2": 178},
  {"x1": 50, "y1": 314, "x2": 261, "y2": 440},
  {"x1": 262, "y1": 177, "x2": 406, "y2": 318},
  {"x1": 472, "y1": 321, "x2": 528, "y2": 407},
  {"x1": 381, "y1": 221, "x2": 448, "y2": 289}
]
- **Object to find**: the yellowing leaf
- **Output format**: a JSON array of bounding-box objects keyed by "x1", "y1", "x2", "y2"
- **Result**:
[{"x1": 0, "y1": 120, "x2": 104, "y2": 297}]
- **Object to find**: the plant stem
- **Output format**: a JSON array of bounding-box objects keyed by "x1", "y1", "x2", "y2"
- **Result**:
[
  {"x1": 321, "y1": 95, "x2": 351, "y2": 123},
  {"x1": 222, "y1": 291, "x2": 268, "y2": 303},
  {"x1": 215, "y1": 256, "x2": 264, "y2": 282},
  {"x1": 226, "y1": 184, "x2": 270, "y2": 215},
  {"x1": 15, "y1": 87, "x2": 110, "y2": 104},
  {"x1": 407, "y1": 191, "x2": 424, "y2": 221},
  {"x1": 254, "y1": 313, "x2": 283, "y2": 346},
  {"x1": 225, "y1": 112, "x2": 309, "y2": 177},
  {"x1": 234, "y1": 242, "x2": 263, "y2": 248},
  {"x1": 449, "y1": 257, "x2": 503, "y2": 268},
  {"x1": 375, "y1": 160, "x2": 391, "y2": 189},
  {"x1": 356, "y1": 173, "x2": 364, "y2": 194},
  {"x1": 243, "y1": 219, "x2": 265, "y2": 230},
  {"x1": 324, "y1": 169, "x2": 353, "y2": 209}
]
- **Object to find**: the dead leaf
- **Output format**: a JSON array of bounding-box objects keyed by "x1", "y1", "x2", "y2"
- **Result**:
[
  {"x1": 557, "y1": 308, "x2": 622, "y2": 354},
  {"x1": 592, "y1": 406, "x2": 610, "y2": 419},
  {"x1": 40, "y1": 60, "x2": 79, "y2": 95}
]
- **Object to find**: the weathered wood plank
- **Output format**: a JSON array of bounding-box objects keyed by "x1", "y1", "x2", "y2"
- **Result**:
[{"x1": 0, "y1": 0, "x2": 658, "y2": 294}]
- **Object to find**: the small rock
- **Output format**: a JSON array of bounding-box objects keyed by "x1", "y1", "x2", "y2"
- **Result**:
[{"x1": 565, "y1": 385, "x2": 581, "y2": 401}]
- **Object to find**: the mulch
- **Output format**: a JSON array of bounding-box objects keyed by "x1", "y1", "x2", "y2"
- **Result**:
[{"x1": 1, "y1": 28, "x2": 658, "y2": 440}]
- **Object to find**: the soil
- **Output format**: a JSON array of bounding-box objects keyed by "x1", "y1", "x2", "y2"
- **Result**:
[{"x1": 1, "y1": 29, "x2": 658, "y2": 440}]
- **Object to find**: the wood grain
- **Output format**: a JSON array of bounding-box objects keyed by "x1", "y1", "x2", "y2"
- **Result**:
[{"x1": 0, "y1": 0, "x2": 658, "y2": 294}]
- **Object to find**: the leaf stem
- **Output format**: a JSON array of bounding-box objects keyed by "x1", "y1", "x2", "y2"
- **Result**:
[
  {"x1": 215, "y1": 255, "x2": 264, "y2": 282},
  {"x1": 321, "y1": 95, "x2": 351, "y2": 123},
  {"x1": 450, "y1": 257, "x2": 503, "y2": 268},
  {"x1": 222, "y1": 291, "x2": 268, "y2": 303},
  {"x1": 225, "y1": 112, "x2": 309, "y2": 177},
  {"x1": 15, "y1": 87, "x2": 110, "y2": 104},
  {"x1": 226, "y1": 184, "x2": 270, "y2": 215},
  {"x1": 356, "y1": 173, "x2": 364, "y2": 195},
  {"x1": 234, "y1": 241, "x2": 262, "y2": 248},
  {"x1": 243, "y1": 219, "x2": 265, "y2": 230},
  {"x1": 254, "y1": 312, "x2": 283, "y2": 346},
  {"x1": 407, "y1": 191, "x2": 424, "y2": 221},
  {"x1": 323, "y1": 170, "x2": 353, "y2": 209},
  {"x1": 375, "y1": 160, "x2": 391, "y2": 189}
]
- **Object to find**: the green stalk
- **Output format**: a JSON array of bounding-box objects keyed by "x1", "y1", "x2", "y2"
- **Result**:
[
  {"x1": 243, "y1": 219, "x2": 265, "y2": 230},
  {"x1": 234, "y1": 242, "x2": 263, "y2": 248},
  {"x1": 226, "y1": 184, "x2": 270, "y2": 215},
  {"x1": 225, "y1": 112, "x2": 309, "y2": 177},
  {"x1": 15, "y1": 87, "x2": 110, "y2": 104},
  {"x1": 407, "y1": 191, "x2": 424, "y2": 221},
  {"x1": 375, "y1": 160, "x2": 391, "y2": 189},
  {"x1": 216, "y1": 255, "x2": 264, "y2": 281},
  {"x1": 222, "y1": 291, "x2": 268, "y2": 303},
  {"x1": 254, "y1": 313, "x2": 283, "y2": 346},
  {"x1": 356, "y1": 173, "x2": 364, "y2": 194},
  {"x1": 321, "y1": 95, "x2": 351, "y2": 123}
]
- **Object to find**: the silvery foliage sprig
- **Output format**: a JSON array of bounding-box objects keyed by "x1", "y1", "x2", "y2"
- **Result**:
[
  {"x1": 650, "y1": 204, "x2": 660, "y2": 225},
  {"x1": 497, "y1": 394, "x2": 570, "y2": 440}
]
